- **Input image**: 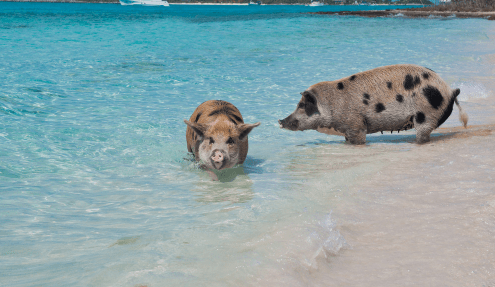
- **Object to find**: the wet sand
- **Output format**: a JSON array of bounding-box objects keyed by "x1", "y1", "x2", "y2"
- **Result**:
[
  {"x1": 318, "y1": 121, "x2": 495, "y2": 141},
  {"x1": 311, "y1": 96, "x2": 495, "y2": 286},
  {"x1": 434, "y1": 123, "x2": 494, "y2": 140}
]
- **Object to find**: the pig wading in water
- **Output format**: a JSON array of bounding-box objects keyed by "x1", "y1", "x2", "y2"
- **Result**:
[
  {"x1": 185, "y1": 100, "x2": 260, "y2": 178},
  {"x1": 279, "y1": 64, "x2": 468, "y2": 144}
]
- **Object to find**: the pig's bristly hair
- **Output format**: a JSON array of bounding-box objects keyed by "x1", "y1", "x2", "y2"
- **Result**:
[{"x1": 208, "y1": 105, "x2": 244, "y2": 125}]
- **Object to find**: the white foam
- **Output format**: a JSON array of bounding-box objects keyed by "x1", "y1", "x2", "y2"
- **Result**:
[
  {"x1": 452, "y1": 81, "x2": 492, "y2": 101},
  {"x1": 246, "y1": 212, "x2": 348, "y2": 285}
]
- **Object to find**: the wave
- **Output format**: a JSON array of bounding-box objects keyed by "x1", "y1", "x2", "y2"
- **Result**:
[
  {"x1": 453, "y1": 81, "x2": 492, "y2": 101},
  {"x1": 245, "y1": 212, "x2": 348, "y2": 286}
]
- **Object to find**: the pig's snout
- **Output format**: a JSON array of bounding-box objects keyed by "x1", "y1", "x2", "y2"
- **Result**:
[
  {"x1": 279, "y1": 117, "x2": 299, "y2": 131},
  {"x1": 211, "y1": 150, "x2": 224, "y2": 163},
  {"x1": 210, "y1": 149, "x2": 226, "y2": 170}
]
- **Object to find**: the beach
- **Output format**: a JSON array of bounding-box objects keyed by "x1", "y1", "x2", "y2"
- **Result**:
[{"x1": 316, "y1": 98, "x2": 495, "y2": 286}]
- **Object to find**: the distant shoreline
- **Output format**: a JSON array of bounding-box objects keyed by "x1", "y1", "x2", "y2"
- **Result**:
[
  {"x1": 0, "y1": 0, "x2": 427, "y2": 5},
  {"x1": 311, "y1": 9, "x2": 495, "y2": 20},
  {"x1": 0, "y1": 0, "x2": 120, "y2": 2},
  {"x1": 2, "y1": 0, "x2": 494, "y2": 21}
]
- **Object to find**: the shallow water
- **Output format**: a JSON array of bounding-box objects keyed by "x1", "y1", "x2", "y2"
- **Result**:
[{"x1": 1, "y1": 3, "x2": 495, "y2": 286}]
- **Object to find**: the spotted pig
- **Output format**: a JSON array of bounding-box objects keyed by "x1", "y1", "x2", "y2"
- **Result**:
[
  {"x1": 279, "y1": 64, "x2": 468, "y2": 144},
  {"x1": 185, "y1": 100, "x2": 260, "y2": 174}
]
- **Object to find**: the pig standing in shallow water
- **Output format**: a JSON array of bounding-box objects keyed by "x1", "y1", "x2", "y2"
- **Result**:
[
  {"x1": 279, "y1": 64, "x2": 468, "y2": 144},
  {"x1": 185, "y1": 100, "x2": 260, "y2": 178}
]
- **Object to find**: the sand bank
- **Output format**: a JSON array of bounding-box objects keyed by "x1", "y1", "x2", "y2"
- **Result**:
[{"x1": 305, "y1": 95, "x2": 495, "y2": 286}]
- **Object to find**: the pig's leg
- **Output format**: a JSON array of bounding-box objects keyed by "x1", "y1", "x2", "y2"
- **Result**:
[
  {"x1": 344, "y1": 116, "x2": 367, "y2": 145},
  {"x1": 345, "y1": 130, "x2": 366, "y2": 144},
  {"x1": 415, "y1": 127, "x2": 434, "y2": 144},
  {"x1": 414, "y1": 112, "x2": 434, "y2": 144}
]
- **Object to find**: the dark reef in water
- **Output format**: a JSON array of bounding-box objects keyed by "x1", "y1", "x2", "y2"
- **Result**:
[{"x1": 309, "y1": 9, "x2": 495, "y2": 20}]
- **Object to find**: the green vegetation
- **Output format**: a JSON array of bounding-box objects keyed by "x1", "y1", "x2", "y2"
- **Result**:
[
  {"x1": 394, "y1": 0, "x2": 433, "y2": 4},
  {"x1": 450, "y1": 0, "x2": 495, "y2": 9}
]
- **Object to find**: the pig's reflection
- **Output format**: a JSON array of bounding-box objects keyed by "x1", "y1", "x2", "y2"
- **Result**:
[
  {"x1": 192, "y1": 156, "x2": 266, "y2": 204},
  {"x1": 193, "y1": 166, "x2": 254, "y2": 204}
]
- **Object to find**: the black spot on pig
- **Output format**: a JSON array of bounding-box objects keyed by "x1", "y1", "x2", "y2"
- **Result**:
[
  {"x1": 305, "y1": 103, "x2": 319, "y2": 117},
  {"x1": 414, "y1": 76, "x2": 421, "y2": 86},
  {"x1": 337, "y1": 82, "x2": 344, "y2": 90},
  {"x1": 304, "y1": 92, "x2": 316, "y2": 105},
  {"x1": 387, "y1": 82, "x2": 392, "y2": 89},
  {"x1": 404, "y1": 75, "x2": 414, "y2": 90},
  {"x1": 303, "y1": 92, "x2": 319, "y2": 117},
  {"x1": 375, "y1": 103, "x2": 385, "y2": 113},
  {"x1": 423, "y1": 86, "x2": 444, "y2": 110},
  {"x1": 363, "y1": 99, "x2": 369, "y2": 105},
  {"x1": 350, "y1": 75, "x2": 356, "y2": 81},
  {"x1": 422, "y1": 72, "x2": 430, "y2": 80},
  {"x1": 416, "y1": 112, "x2": 425, "y2": 124},
  {"x1": 396, "y1": 94, "x2": 404, "y2": 103},
  {"x1": 404, "y1": 74, "x2": 421, "y2": 90},
  {"x1": 363, "y1": 93, "x2": 370, "y2": 100}
]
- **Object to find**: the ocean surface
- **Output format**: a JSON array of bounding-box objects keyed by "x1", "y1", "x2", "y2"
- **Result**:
[{"x1": 1, "y1": 2, "x2": 495, "y2": 286}]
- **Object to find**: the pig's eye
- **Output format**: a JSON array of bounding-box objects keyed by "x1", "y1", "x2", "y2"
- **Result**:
[
  {"x1": 209, "y1": 138, "x2": 215, "y2": 144},
  {"x1": 298, "y1": 102, "x2": 305, "y2": 109},
  {"x1": 226, "y1": 137, "x2": 234, "y2": 144}
]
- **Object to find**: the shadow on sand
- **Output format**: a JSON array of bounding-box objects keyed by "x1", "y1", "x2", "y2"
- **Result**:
[{"x1": 315, "y1": 124, "x2": 494, "y2": 145}]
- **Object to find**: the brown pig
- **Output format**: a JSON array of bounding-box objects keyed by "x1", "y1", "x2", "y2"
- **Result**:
[{"x1": 184, "y1": 100, "x2": 260, "y2": 173}]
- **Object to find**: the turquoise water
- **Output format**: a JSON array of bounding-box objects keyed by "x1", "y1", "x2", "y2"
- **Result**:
[{"x1": 1, "y1": 3, "x2": 495, "y2": 286}]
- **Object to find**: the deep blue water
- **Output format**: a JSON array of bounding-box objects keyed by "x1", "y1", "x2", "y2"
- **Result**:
[{"x1": 1, "y1": 2, "x2": 494, "y2": 286}]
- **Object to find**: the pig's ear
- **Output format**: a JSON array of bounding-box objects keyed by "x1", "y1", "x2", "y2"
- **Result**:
[
  {"x1": 238, "y1": 122, "x2": 261, "y2": 141},
  {"x1": 184, "y1": 120, "x2": 207, "y2": 139}
]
